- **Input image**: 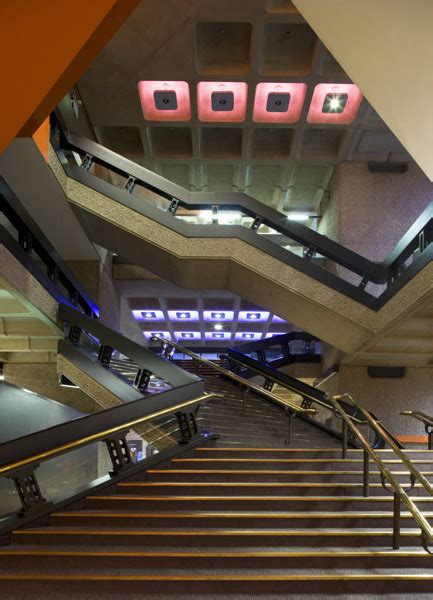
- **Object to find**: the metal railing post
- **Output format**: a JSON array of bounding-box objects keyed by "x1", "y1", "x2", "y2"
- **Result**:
[
  {"x1": 342, "y1": 419, "x2": 348, "y2": 459},
  {"x1": 286, "y1": 410, "x2": 292, "y2": 447},
  {"x1": 242, "y1": 388, "x2": 248, "y2": 417},
  {"x1": 363, "y1": 448, "x2": 370, "y2": 497},
  {"x1": 393, "y1": 492, "x2": 401, "y2": 549}
]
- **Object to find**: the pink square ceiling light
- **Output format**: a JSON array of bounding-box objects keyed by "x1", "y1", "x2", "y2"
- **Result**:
[
  {"x1": 197, "y1": 82, "x2": 248, "y2": 123},
  {"x1": 307, "y1": 83, "x2": 363, "y2": 125},
  {"x1": 253, "y1": 83, "x2": 307, "y2": 124},
  {"x1": 137, "y1": 81, "x2": 191, "y2": 122}
]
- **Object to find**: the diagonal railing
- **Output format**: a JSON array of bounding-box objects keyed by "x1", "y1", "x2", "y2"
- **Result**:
[
  {"x1": 52, "y1": 115, "x2": 433, "y2": 309},
  {"x1": 332, "y1": 393, "x2": 433, "y2": 553}
]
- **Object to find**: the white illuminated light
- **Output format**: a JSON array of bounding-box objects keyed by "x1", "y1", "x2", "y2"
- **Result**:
[
  {"x1": 214, "y1": 323, "x2": 223, "y2": 331},
  {"x1": 179, "y1": 313, "x2": 188, "y2": 319},
  {"x1": 329, "y1": 97, "x2": 340, "y2": 110},
  {"x1": 144, "y1": 312, "x2": 154, "y2": 318},
  {"x1": 0, "y1": 374, "x2": 4, "y2": 381},
  {"x1": 287, "y1": 213, "x2": 310, "y2": 222}
]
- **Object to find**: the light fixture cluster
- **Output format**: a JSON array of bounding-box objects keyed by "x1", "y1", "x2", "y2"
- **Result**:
[
  {"x1": 137, "y1": 309, "x2": 272, "y2": 323},
  {"x1": 138, "y1": 81, "x2": 363, "y2": 124},
  {"x1": 143, "y1": 331, "x2": 285, "y2": 342}
]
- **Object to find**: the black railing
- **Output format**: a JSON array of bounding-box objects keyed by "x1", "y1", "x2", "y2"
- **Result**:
[
  {"x1": 51, "y1": 115, "x2": 433, "y2": 310},
  {"x1": 223, "y1": 349, "x2": 389, "y2": 449},
  {"x1": 230, "y1": 331, "x2": 320, "y2": 369},
  {"x1": 0, "y1": 304, "x2": 221, "y2": 531},
  {"x1": 59, "y1": 303, "x2": 203, "y2": 398},
  {"x1": 0, "y1": 177, "x2": 99, "y2": 318}
]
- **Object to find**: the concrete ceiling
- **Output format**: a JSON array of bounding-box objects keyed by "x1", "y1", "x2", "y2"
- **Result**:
[
  {"x1": 68, "y1": 0, "x2": 412, "y2": 216},
  {"x1": 113, "y1": 265, "x2": 312, "y2": 349},
  {"x1": 293, "y1": 0, "x2": 433, "y2": 181}
]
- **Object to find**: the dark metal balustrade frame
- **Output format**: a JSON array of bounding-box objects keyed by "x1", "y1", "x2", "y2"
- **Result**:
[
  {"x1": 59, "y1": 303, "x2": 202, "y2": 389},
  {"x1": 0, "y1": 177, "x2": 98, "y2": 318},
  {"x1": 52, "y1": 118, "x2": 433, "y2": 310},
  {"x1": 223, "y1": 349, "x2": 388, "y2": 449}
]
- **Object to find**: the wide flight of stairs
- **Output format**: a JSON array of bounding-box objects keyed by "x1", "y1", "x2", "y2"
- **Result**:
[{"x1": 1, "y1": 376, "x2": 433, "y2": 597}]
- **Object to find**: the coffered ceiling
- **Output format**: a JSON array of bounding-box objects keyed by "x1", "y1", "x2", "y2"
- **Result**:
[{"x1": 62, "y1": 0, "x2": 412, "y2": 217}]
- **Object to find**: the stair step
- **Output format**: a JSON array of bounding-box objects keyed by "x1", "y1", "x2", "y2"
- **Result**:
[
  {"x1": 87, "y1": 495, "x2": 433, "y2": 512},
  {"x1": 49, "y1": 510, "x2": 432, "y2": 529},
  {"x1": 119, "y1": 478, "x2": 428, "y2": 498},
  {"x1": 0, "y1": 572, "x2": 432, "y2": 596},
  {"x1": 10, "y1": 528, "x2": 423, "y2": 547}
]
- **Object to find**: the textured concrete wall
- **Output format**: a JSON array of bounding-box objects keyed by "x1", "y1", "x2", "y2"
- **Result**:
[
  {"x1": 4, "y1": 363, "x2": 98, "y2": 414},
  {"x1": 324, "y1": 162, "x2": 433, "y2": 261},
  {"x1": 338, "y1": 366, "x2": 433, "y2": 436}
]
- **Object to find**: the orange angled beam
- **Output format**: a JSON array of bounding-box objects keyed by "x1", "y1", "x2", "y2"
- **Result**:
[{"x1": 0, "y1": 0, "x2": 140, "y2": 154}]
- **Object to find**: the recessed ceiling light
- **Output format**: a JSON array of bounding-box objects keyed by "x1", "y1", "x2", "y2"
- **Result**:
[
  {"x1": 142, "y1": 311, "x2": 157, "y2": 319},
  {"x1": 211, "y1": 312, "x2": 225, "y2": 319},
  {"x1": 212, "y1": 332, "x2": 224, "y2": 338},
  {"x1": 176, "y1": 311, "x2": 191, "y2": 319},
  {"x1": 242, "y1": 333, "x2": 254, "y2": 339},
  {"x1": 266, "y1": 92, "x2": 290, "y2": 113},
  {"x1": 182, "y1": 333, "x2": 194, "y2": 338},
  {"x1": 246, "y1": 312, "x2": 260, "y2": 320},
  {"x1": 322, "y1": 92, "x2": 348, "y2": 114},
  {"x1": 214, "y1": 323, "x2": 223, "y2": 331}
]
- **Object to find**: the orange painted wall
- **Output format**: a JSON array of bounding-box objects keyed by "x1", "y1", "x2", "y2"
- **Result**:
[
  {"x1": 0, "y1": 0, "x2": 139, "y2": 154},
  {"x1": 32, "y1": 118, "x2": 50, "y2": 162}
]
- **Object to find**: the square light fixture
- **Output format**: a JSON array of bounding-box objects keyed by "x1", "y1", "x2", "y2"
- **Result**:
[
  {"x1": 322, "y1": 92, "x2": 348, "y2": 114},
  {"x1": 211, "y1": 312, "x2": 225, "y2": 319},
  {"x1": 138, "y1": 81, "x2": 191, "y2": 122},
  {"x1": 253, "y1": 83, "x2": 307, "y2": 123},
  {"x1": 154, "y1": 90, "x2": 178, "y2": 110},
  {"x1": 168, "y1": 310, "x2": 199, "y2": 321},
  {"x1": 266, "y1": 92, "x2": 290, "y2": 112},
  {"x1": 211, "y1": 91, "x2": 234, "y2": 111},
  {"x1": 176, "y1": 311, "x2": 191, "y2": 319},
  {"x1": 175, "y1": 331, "x2": 201, "y2": 341},
  {"x1": 307, "y1": 84, "x2": 362, "y2": 124},
  {"x1": 247, "y1": 312, "x2": 260, "y2": 320},
  {"x1": 204, "y1": 331, "x2": 231, "y2": 341},
  {"x1": 204, "y1": 310, "x2": 234, "y2": 322},
  {"x1": 141, "y1": 311, "x2": 156, "y2": 319},
  {"x1": 235, "y1": 332, "x2": 262, "y2": 341},
  {"x1": 238, "y1": 311, "x2": 269, "y2": 322},
  {"x1": 198, "y1": 82, "x2": 248, "y2": 122},
  {"x1": 133, "y1": 309, "x2": 164, "y2": 321},
  {"x1": 143, "y1": 331, "x2": 171, "y2": 340}
]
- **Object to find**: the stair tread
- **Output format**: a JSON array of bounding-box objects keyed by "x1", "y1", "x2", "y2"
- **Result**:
[
  {"x1": 52, "y1": 510, "x2": 433, "y2": 519},
  {"x1": 0, "y1": 572, "x2": 432, "y2": 581},
  {"x1": 0, "y1": 548, "x2": 430, "y2": 557},
  {"x1": 92, "y1": 494, "x2": 433, "y2": 502},
  {"x1": 13, "y1": 528, "x2": 423, "y2": 535}
]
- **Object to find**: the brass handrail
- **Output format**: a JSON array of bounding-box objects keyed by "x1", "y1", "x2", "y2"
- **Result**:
[
  {"x1": 223, "y1": 353, "x2": 370, "y2": 427},
  {"x1": 0, "y1": 392, "x2": 219, "y2": 477},
  {"x1": 155, "y1": 337, "x2": 315, "y2": 416},
  {"x1": 401, "y1": 410, "x2": 433, "y2": 428},
  {"x1": 331, "y1": 393, "x2": 433, "y2": 551},
  {"x1": 223, "y1": 352, "x2": 333, "y2": 411}
]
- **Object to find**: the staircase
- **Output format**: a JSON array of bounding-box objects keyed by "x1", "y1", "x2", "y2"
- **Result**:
[{"x1": 1, "y1": 374, "x2": 433, "y2": 597}]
